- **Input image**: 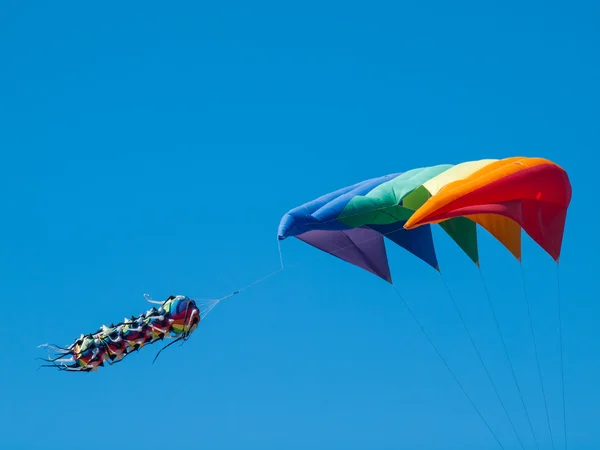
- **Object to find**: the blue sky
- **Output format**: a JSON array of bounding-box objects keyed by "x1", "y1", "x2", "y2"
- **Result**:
[{"x1": 1, "y1": 1, "x2": 599, "y2": 449}]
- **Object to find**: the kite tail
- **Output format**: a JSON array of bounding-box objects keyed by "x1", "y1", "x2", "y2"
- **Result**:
[{"x1": 38, "y1": 295, "x2": 205, "y2": 372}]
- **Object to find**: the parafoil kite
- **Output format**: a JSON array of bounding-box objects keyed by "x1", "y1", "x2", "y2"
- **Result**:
[
  {"x1": 39, "y1": 295, "x2": 219, "y2": 372},
  {"x1": 277, "y1": 156, "x2": 571, "y2": 450},
  {"x1": 277, "y1": 156, "x2": 571, "y2": 280}
]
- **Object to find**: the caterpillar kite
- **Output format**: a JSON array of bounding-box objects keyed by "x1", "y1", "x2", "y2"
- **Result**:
[{"x1": 38, "y1": 294, "x2": 220, "y2": 372}]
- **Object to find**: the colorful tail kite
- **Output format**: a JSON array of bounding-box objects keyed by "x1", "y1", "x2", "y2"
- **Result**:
[
  {"x1": 40, "y1": 156, "x2": 572, "y2": 373},
  {"x1": 277, "y1": 156, "x2": 571, "y2": 282},
  {"x1": 38, "y1": 295, "x2": 219, "y2": 372}
]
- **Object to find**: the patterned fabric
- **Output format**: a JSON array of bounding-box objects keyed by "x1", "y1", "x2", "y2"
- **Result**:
[{"x1": 39, "y1": 296, "x2": 201, "y2": 372}]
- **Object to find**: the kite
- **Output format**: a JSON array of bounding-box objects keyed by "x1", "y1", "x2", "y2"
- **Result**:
[
  {"x1": 38, "y1": 295, "x2": 219, "y2": 372},
  {"x1": 277, "y1": 156, "x2": 571, "y2": 281},
  {"x1": 276, "y1": 156, "x2": 572, "y2": 449}
]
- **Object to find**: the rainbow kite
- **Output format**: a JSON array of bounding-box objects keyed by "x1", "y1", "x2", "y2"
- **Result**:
[{"x1": 277, "y1": 156, "x2": 571, "y2": 282}]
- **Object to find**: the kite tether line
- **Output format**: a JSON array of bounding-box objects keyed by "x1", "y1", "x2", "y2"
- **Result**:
[{"x1": 158, "y1": 240, "x2": 287, "y2": 320}]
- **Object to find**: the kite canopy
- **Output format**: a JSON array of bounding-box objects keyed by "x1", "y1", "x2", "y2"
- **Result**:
[{"x1": 277, "y1": 156, "x2": 571, "y2": 283}]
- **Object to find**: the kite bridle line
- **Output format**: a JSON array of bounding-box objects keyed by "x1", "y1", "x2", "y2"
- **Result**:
[
  {"x1": 438, "y1": 269, "x2": 526, "y2": 450},
  {"x1": 477, "y1": 267, "x2": 541, "y2": 450}
]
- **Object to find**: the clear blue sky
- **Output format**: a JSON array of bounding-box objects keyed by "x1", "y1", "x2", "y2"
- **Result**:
[{"x1": 1, "y1": 1, "x2": 598, "y2": 449}]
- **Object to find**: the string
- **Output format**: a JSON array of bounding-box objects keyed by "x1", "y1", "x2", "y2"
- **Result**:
[
  {"x1": 478, "y1": 267, "x2": 541, "y2": 450},
  {"x1": 391, "y1": 285, "x2": 505, "y2": 449},
  {"x1": 439, "y1": 270, "x2": 525, "y2": 450},
  {"x1": 182, "y1": 226, "x2": 565, "y2": 450},
  {"x1": 278, "y1": 237, "x2": 284, "y2": 269},
  {"x1": 151, "y1": 239, "x2": 290, "y2": 318},
  {"x1": 186, "y1": 233, "x2": 508, "y2": 449},
  {"x1": 557, "y1": 261, "x2": 567, "y2": 450},
  {"x1": 521, "y1": 263, "x2": 555, "y2": 450},
  {"x1": 217, "y1": 267, "x2": 284, "y2": 301},
  {"x1": 196, "y1": 224, "x2": 434, "y2": 313}
]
